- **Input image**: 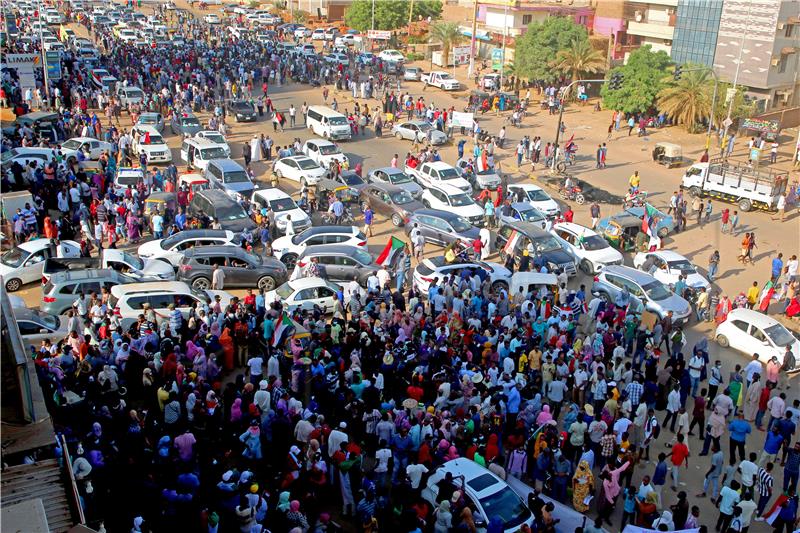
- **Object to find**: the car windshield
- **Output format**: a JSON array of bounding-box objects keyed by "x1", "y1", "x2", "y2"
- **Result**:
[
  {"x1": 517, "y1": 208, "x2": 543, "y2": 222},
  {"x1": 203, "y1": 133, "x2": 225, "y2": 143},
  {"x1": 765, "y1": 324, "x2": 795, "y2": 347},
  {"x1": 117, "y1": 173, "x2": 141, "y2": 186},
  {"x1": 31, "y1": 309, "x2": 60, "y2": 329},
  {"x1": 479, "y1": 487, "x2": 531, "y2": 529},
  {"x1": 270, "y1": 197, "x2": 298, "y2": 212},
  {"x1": 353, "y1": 249, "x2": 373, "y2": 266},
  {"x1": 140, "y1": 115, "x2": 159, "y2": 124},
  {"x1": 439, "y1": 168, "x2": 460, "y2": 180},
  {"x1": 437, "y1": 73, "x2": 453, "y2": 80},
  {"x1": 126, "y1": 89, "x2": 144, "y2": 98},
  {"x1": 668, "y1": 259, "x2": 696, "y2": 273},
  {"x1": 450, "y1": 216, "x2": 473, "y2": 232},
  {"x1": 391, "y1": 191, "x2": 414, "y2": 205},
  {"x1": 191, "y1": 286, "x2": 211, "y2": 303},
  {"x1": 233, "y1": 102, "x2": 253, "y2": 111},
  {"x1": 533, "y1": 235, "x2": 562, "y2": 253},
  {"x1": 216, "y1": 203, "x2": 248, "y2": 220},
  {"x1": 148, "y1": 134, "x2": 165, "y2": 145},
  {"x1": 200, "y1": 147, "x2": 227, "y2": 159},
  {"x1": 297, "y1": 159, "x2": 319, "y2": 170},
  {"x1": 61, "y1": 139, "x2": 83, "y2": 150},
  {"x1": 328, "y1": 116, "x2": 348, "y2": 126},
  {"x1": 341, "y1": 174, "x2": 364, "y2": 186},
  {"x1": 275, "y1": 282, "x2": 294, "y2": 299},
  {"x1": 417, "y1": 123, "x2": 432, "y2": 132},
  {"x1": 160, "y1": 233, "x2": 184, "y2": 249},
  {"x1": 388, "y1": 172, "x2": 412, "y2": 184},
  {"x1": 1, "y1": 248, "x2": 29, "y2": 268},
  {"x1": 643, "y1": 281, "x2": 673, "y2": 301},
  {"x1": 182, "y1": 117, "x2": 200, "y2": 126},
  {"x1": 121, "y1": 251, "x2": 144, "y2": 270},
  {"x1": 450, "y1": 193, "x2": 474, "y2": 207},
  {"x1": 581, "y1": 235, "x2": 610, "y2": 251},
  {"x1": 525, "y1": 189, "x2": 551, "y2": 202},
  {"x1": 476, "y1": 168, "x2": 495, "y2": 176},
  {"x1": 224, "y1": 171, "x2": 250, "y2": 184},
  {"x1": 318, "y1": 144, "x2": 340, "y2": 155}
]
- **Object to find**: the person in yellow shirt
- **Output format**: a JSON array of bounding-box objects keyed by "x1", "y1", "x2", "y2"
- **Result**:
[
  {"x1": 517, "y1": 352, "x2": 529, "y2": 373},
  {"x1": 629, "y1": 171, "x2": 641, "y2": 192},
  {"x1": 746, "y1": 281, "x2": 760, "y2": 309}
]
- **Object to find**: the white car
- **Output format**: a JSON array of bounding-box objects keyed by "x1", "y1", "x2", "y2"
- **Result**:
[
  {"x1": 131, "y1": 126, "x2": 172, "y2": 164},
  {"x1": 204, "y1": 13, "x2": 221, "y2": 24},
  {"x1": 311, "y1": 28, "x2": 325, "y2": 40},
  {"x1": 420, "y1": 183, "x2": 484, "y2": 226},
  {"x1": 111, "y1": 281, "x2": 233, "y2": 326},
  {"x1": 301, "y1": 138, "x2": 348, "y2": 168},
  {"x1": 1, "y1": 148, "x2": 58, "y2": 170},
  {"x1": 59, "y1": 137, "x2": 114, "y2": 161},
  {"x1": 551, "y1": 222, "x2": 624, "y2": 275},
  {"x1": 251, "y1": 189, "x2": 312, "y2": 236},
  {"x1": 15, "y1": 307, "x2": 70, "y2": 353},
  {"x1": 413, "y1": 256, "x2": 512, "y2": 294},
  {"x1": 0, "y1": 240, "x2": 81, "y2": 292},
  {"x1": 271, "y1": 226, "x2": 366, "y2": 268},
  {"x1": 137, "y1": 229, "x2": 237, "y2": 267},
  {"x1": 112, "y1": 167, "x2": 144, "y2": 196},
  {"x1": 334, "y1": 34, "x2": 358, "y2": 46},
  {"x1": 716, "y1": 308, "x2": 800, "y2": 370},
  {"x1": 378, "y1": 49, "x2": 404, "y2": 62},
  {"x1": 294, "y1": 26, "x2": 311, "y2": 38},
  {"x1": 507, "y1": 183, "x2": 560, "y2": 217},
  {"x1": 44, "y1": 9, "x2": 63, "y2": 24},
  {"x1": 265, "y1": 278, "x2": 347, "y2": 314},
  {"x1": 324, "y1": 52, "x2": 349, "y2": 66},
  {"x1": 272, "y1": 156, "x2": 327, "y2": 187},
  {"x1": 117, "y1": 28, "x2": 138, "y2": 42},
  {"x1": 633, "y1": 250, "x2": 710, "y2": 291},
  {"x1": 412, "y1": 161, "x2": 471, "y2": 193},
  {"x1": 116, "y1": 86, "x2": 145, "y2": 106},
  {"x1": 195, "y1": 130, "x2": 231, "y2": 156}
]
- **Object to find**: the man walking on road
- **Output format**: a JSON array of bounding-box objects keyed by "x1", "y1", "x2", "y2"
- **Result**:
[{"x1": 211, "y1": 264, "x2": 225, "y2": 290}]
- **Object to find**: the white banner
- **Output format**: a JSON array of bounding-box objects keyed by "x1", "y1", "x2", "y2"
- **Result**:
[
  {"x1": 451, "y1": 111, "x2": 474, "y2": 128},
  {"x1": 453, "y1": 46, "x2": 470, "y2": 65},
  {"x1": 367, "y1": 30, "x2": 391, "y2": 40}
]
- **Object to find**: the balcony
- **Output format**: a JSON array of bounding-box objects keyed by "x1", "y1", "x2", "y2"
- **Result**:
[{"x1": 627, "y1": 20, "x2": 674, "y2": 40}]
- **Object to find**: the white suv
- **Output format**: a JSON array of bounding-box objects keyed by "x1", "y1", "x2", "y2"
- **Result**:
[
  {"x1": 110, "y1": 281, "x2": 233, "y2": 326},
  {"x1": 137, "y1": 229, "x2": 237, "y2": 267},
  {"x1": 132, "y1": 125, "x2": 172, "y2": 164},
  {"x1": 271, "y1": 226, "x2": 366, "y2": 269},
  {"x1": 551, "y1": 222, "x2": 623, "y2": 275}
]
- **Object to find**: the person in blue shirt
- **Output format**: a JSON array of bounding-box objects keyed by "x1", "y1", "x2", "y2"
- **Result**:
[
  {"x1": 762, "y1": 425, "x2": 785, "y2": 465},
  {"x1": 728, "y1": 412, "x2": 752, "y2": 462},
  {"x1": 620, "y1": 485, "x2": 637, "y2": 529},
  {"x1": 652, "y1": 453, "x2": 668, "y2": 507},
  {"x1": 457, "y1": 139, "x2": 466, "y2": 159},
  {"x1": 772, "y1": 253, "x2": 784, "y2": 281}
]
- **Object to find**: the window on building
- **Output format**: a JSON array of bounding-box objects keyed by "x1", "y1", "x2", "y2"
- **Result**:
[
  {"x1": 778, "y1": 58, "x2": 787, "y2": 74},
  {"x1": 786, "y1": 24, "x2": 794, "y2": 38},
  {"x1": 522, "y1": 14, "x2": 532, "y2": 25}
]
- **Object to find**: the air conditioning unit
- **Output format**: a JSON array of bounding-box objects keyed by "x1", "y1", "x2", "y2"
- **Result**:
[
  {"x1": 666, "y1": 8, "x2": 674, "y2": 15},
  {"x1": 778, "y1": 22, "x2": 786, "y2": 29},
  {"x1": 771, "y1": 58, "x2": 780, "y2": 66},
  {"x1": 634, "y1": 10, "x2": 643, "y2": 22}
]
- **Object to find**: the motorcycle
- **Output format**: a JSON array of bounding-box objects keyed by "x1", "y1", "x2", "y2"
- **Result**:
[
  {"x1": 559, "y1": 183, "x2": 585, "y2": 205},
  {"x1": 622, "y1": 189, "x2": 648, "y2": 209}
]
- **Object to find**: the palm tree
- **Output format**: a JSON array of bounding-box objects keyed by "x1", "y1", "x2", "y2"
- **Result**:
[
  {"x1": 428, "y1": 21, "x2": 463, "y2": 67},
  {"x1": 657, "y1": 68, "x2": 715, "y2": 132},
  {"x1": 552, "y1": 39, "x2": 605, "y2": 82}
]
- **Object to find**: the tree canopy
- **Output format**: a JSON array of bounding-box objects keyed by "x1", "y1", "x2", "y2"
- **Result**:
[
  {"x1": 601, "y1": 45, "x2": 673, "y2": 114},
  {"x1": 552, "y1": 39, "x2": 605, "y2": 83},
  {"x1": 345, "y1": 0, "x2": 442, "y2": 32},
  {"x1": 514, "y1": 17, "x2": 589, "y2": 82},
  {"x1": 428, "y1": 21, "x2": 463, "y2": 66}
]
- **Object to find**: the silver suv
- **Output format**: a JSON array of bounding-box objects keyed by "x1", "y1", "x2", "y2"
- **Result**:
[
  {"x1": 591, "y1": 265, "x2": 691, "y2": 323},
  {"x1": 42, "y1": 269, "x2": 137, "y2": 315}
]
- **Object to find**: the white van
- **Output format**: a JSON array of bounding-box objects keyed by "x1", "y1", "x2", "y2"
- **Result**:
[
  {"x1": 181, "y1": 137, "x2": 228, "y2": 171},
  {"x1": 306, "y1": 105, "x2": 352, "y2": 141}
]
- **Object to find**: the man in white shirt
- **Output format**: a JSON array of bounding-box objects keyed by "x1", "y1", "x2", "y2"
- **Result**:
[
  {"x1": 247, "y1": 354, "x2": 263, "y2": 384},
  {"x1": 406, "y1": 462, "x2": 428, "y2": 490},
  {"x1": 738, "y1": 452, "x2": 759, "y2": 489},
  {"x1": 688, "y1": 352, "x2": 706, "y2": 397},
  {"x1": 211, "y1": 264, "x2": 226, "y2": 290},
  {"x1": 374, "y1": 440, "x2": 392, "y2": 487},
  {"x1": 744, "y1": 355, "x2": 764, "y2": 387}
]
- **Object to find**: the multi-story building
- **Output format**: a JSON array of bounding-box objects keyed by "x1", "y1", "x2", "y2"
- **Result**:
[
  {"x1": 713, "y1": 0, "x2": 800, "y2": 110},
  {"x1": 476, "y1": 0, "x2": 594, "y2": 39},
  {"x1": 289, "y1": 0, "x2": 353, "y2": 21},
  {"x1": 670, "y1": 0, "x2": 723, "y2": 67},
  {"x1": 623, "y1": 0, "x2": 677, "y2": 56}
]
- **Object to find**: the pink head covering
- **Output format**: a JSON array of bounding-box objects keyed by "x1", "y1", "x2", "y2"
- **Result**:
[
  {"x1": 446, "y1": 446, "x2": 459, "y2": 461},
  {"x1": 290, "y1": 500, "x2": 300, "y2": 513}
]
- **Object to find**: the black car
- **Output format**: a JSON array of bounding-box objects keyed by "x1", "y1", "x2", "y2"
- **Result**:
[
  {"x1": 188, "y1": 190, "x2": 257, "y2": 233},
  {"x1": 227, "y1": 100, "x2": 257, "y2": 122},
  {"x1": 495, "y1": 221, "x2": 577, "y2": 276},
  {"x1": 176, "y1": 245, "x2": 287, "y2": 291},
  {"x1": 404, "y1": 208, "x2": 480, "y2": 247}
]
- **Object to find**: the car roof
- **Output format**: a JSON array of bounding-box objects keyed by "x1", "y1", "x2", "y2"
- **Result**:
[
  {"x1": 111, "y1": 280, "x2": 193, "y2": 297},
  {"x1": 196, "y1": 189, "x2": 238, "y2": 203},
  {"x1": 601, "y1": 265, "x2": 659, "y2": 284},
  {"x1": 284, "y1": 155, "x2": 315, "y2": 163},
  {"x1": 183, "y1": 245, "x2": 245, "y2": 257},
  {"x1": 50, "y1": 268, "x2": 121, "y2": 284},
  {"x1": 429, "y1": 182, "x2": 465, "y2": 195},
  {"x1": 116, "y1": 167, "x2": 143, "y2": 176},
  {"x1": 208, "y1": 158, "x2": 244, "y2": 171},
  {"x1": 426, "y1": 161, "x2": 454, "y2": 169},
  {"x1": 412, "y1": 208, "x2": 465, "y2": 221},
  {"x1": 306, "y1": 138, "x2": 336, "y2": 146},
  {"x1": 501, "y1": 220, "x2": 548, "y2": 235},
  {"x1": 300, "y1": 244, "x2": 372, "y2": 258},
  {"x1": 364, "y1": 181, "x2": 403, "y2": 194},
  {"x1": 553, "y1": 222, "x2": 596, "y2": 236},
  {"x1": 298, "y1": 225, "x2": 358, "y2": 237},
  {"x1": 254, "y1": 187, "x2": 291, "y2": 200},
  {"x1": 648, "y1": 250, "x2": 687, "y2": 261},
  {"x1": 726, "y1": 308, "x2": 784, "y2": 328},
  {"x1": 509, "y1": 183, "x2": 545, "y2": 191},
  {"x1": 434, "y1": 458, "x2": 505, "y2": 496},
  {"x1": 167, "y1": 229, "x2": 233, "y2": 240},
  {"x1": 286, "y1": 277, "x2": 335, "y2": 290}
]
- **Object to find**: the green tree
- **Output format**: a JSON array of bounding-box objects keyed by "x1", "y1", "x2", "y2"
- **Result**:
[
  {"x1": 514, "y1": 17, "x2": 589, "y2": 82},
  {"x1": 428, "y1": 21, "x2": 463, "y2": 66},
  {"x1": 656, "y1": 65, "x2": 714, "y2": 132},
  {"x1": 713, "y1": 84, "x2": 756, "y2": 127},
  {"x1": 552, "y1": 38, "x2": 605, "y2": 83},
  {"x1": 292, "y1": 10, "x2": 309, "y2": 23},
  {"x1": 345, "y1": 0, "x2": 442, "y2": 32},
  {"x1": 601, "y1": 45, "x2": 673, "y2": 114}
]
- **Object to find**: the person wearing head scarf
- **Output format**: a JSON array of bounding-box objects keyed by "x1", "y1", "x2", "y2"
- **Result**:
[
  {"x1": 230, "y1": 398, "x2": 243, "y2": 424},
  {"x1": 286, "y1": 500, "x2": 309, "y2": 531},
  {"x1": 239, "y1": 421, "x2": 262, "y2": 460},
  {"x1": 434, "y1": 500, "x2": 453, "y2": 533},
  {"x1": 536, "y1": 404, "x2": 553, "y2": 426},
  {"x1": 572, "y1": 460, "x2": 594, "y2": 512},
  {"x1": 636, "y1": 491, "x2": 660, "y2": 526},
  {"x1": 651, "y1": 510, "x2": 674, "y2": 530}
]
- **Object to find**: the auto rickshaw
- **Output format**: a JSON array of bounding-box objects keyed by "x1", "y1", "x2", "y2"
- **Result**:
[
  {"x1": 601, "y1": 218, "x2": 647, "y2": 252},
  {"x1": 143, "y1": 192, "x2": 177, "y2": 228},
  {"x1": 652, "y1": 142, "x2": 682, "y2": 168},
  {"x1": 177, "y1": 173, "x2": 209, "y2": 201},
  {"x1": 468, "y1": 90, "x2": 491, "y2": 113},
  {"x1": 314, "y1": 177, "x2": 353, "y2": 211}
]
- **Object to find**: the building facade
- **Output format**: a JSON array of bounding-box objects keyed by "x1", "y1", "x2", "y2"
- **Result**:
[
  {"x1": 713, "y1": 0, "x2": 800, "y2": 109},
  {"x1": 623, "y1": 0, "x2": 678, "y2": 56},
  {"x1": 670, "y1": 0, "x2": 723, "y2": 66},
  {"x1": 477, "y1": 0, "x2": 594, "y2": 38}
]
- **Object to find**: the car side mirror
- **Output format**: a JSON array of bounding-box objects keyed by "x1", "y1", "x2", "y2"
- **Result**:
[{"x1": 40, "y1": 328, "x2": 49, "y2": 334}]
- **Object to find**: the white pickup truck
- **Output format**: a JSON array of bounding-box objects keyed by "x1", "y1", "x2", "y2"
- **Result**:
[
  {"x1": 405, "y1": 161, "x2": 472, "y2": 193},
  {"x1": 681, "y1": 159, "x2": 787, "y2": 212},
  {"x1": 421, "y1": 71, "x2": 460, "y2": 91}
]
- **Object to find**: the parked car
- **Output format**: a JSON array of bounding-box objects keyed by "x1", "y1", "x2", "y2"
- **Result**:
[
  {"x1": 170, "y1": 113, "x2": 203, "y2": 136},
  {"x1": 592, "y1": 265, "x2": 692, "y2": 323},
  {"x1": 227, "y1": 100, "x2": 257, "y2": 122},
  {"x1": 251, "y1": 188, "x2": 312, "y2": 235},
  {"x1": 455, "y1": 158, "x2": 501, "y2": 190},
  {"x1": 1, "y1": 240, "x2": 81, "y2": 292},
  {"x1": 41, "y1": 269, "x2": 137, "y2": 315},
  {"x1": 419, "y1": 183, "x2": 484, "y2": 227},
  {"x1": 109, "y1": 281, "x2": 233, "y2": 326},
  {"x1": 413, "y1": 256, "x2": 511, "y2": 294},
  {"x1": 272, "y1": 226, "x2": 366, "y2": 269},
  {"x1": 360, "y1": 182, "x2": 423, "y2": 227},
  {"x1": 301, "y1": 138, "x2": 349, "y2": 168},
  {"x1": 407, "y1": 161, "x2": 471, "y2": 193},
  {"x1": 293, "y1": 244, "x2": 379, "y2": 284},
  {"x1": 116, "y1": 86, "x2": 144, "y2": 106},
  {"x1": 551, "y1": 222, "x2": 624, "y2": 275},
  {"x1": 188, "y1": 190, "x2": 257, "y2": 233},
  {"x1": 272, "y1": 156, "x2": 327, "y2": 186},
  {"x1": 203, "y1": 13, "x2": 220, "y2": 23},
  {"x1": 392, "y1": 120, "x2": 447, "y2": 145},
  {"x1": 632, "y1": 250, "x2": 710, "y2": 290},
  {"x1": 138, "y1": 229, "x2": 238, "y2": 267},
  {"x1": 715, "y1": 308, "x2": 800, "y2": 370},
  {"x1": 367, "y1": 166, "x2": 422, "y2": 197},
  {"x1": 404, "y1": 209, "x2": 480, "y2": 247},
  {"x1": 495, "y1": 202, "x2": 547, "y2": 229},
  {"x1": 494, "y1": 222, "x2": 577, "y2": 276},
  {"x1": 136, "y1": 112, "x2": 165, "y2": 132},
  {"x1": 112, "y1": 167, "x2": 144, "y2": 196},
  {"x1": 59, "y1": 137, "x2": 114, "y2": 161},
  {"x1": 506, "y1": 183, "x2": 560, "y2": 217},
  {"x1": 195, "y1": 130, "x2": 230, "y2": 156},
  {"x1": 15, "y1": 307, "x2": 70, "y2": 353},
  {"x1": 403, "y1": 66, "x2": 423, "y2": 81},
  {"x1": 378, "y1": 49, "x2": 404, "y2": 62},
  {"x1": 177, "y1": 245, "x2": 286, "y2": 290},
  {"x1": 42, "y1": 249, "x2": 174, "y2": 283},
  {"x1": 265, "y1": 278, "x2": 346, "y2": 313}
]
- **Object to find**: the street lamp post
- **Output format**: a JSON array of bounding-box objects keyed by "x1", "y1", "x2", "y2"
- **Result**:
[
  {"x1": 722, "y1": 0, "x2": 752, "y2": 143},
  {"x1": 499, "y1": 2, "x2": 508, "y2": 89},
  {"x1": 36, "y1": 0, "x2": 51, "y2": 109},
  {"x1": 467, "y1": 0, "x2": 479, "y2": 79},
  {"x1": 551, "y1": 78, "x2": 606, "y2": 171}
]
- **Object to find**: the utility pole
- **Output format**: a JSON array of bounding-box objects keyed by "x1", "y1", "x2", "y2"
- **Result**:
[
  {"x1": 722, "y1": 0, "x2": 751, "y2": 141},
  {"x1": 36, "y1": 0, "x2": 50, "y2": 109},
  {"x1": 499, "y1": 2, "x2": 508, "y2": 89},
  {"x1": 551, "y1": 78, "x2": 606, "y2": 171},
  {"x1": 371, "y1": 0, "x2": 375, "y2": 30},
  {"x1": 467, "y1": 0, "x2": 479, "y2": 79},
  {"x1": 408, "y1": 0, "x2": 414, "y2": 30}
]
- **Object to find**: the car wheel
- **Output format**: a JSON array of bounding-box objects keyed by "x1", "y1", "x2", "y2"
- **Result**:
[
  {"x1": 738, "y1": 198, "x2": 752, "y2": 212},
  {"x1": 716, "y1": 334, "x2": 729, "y2": 348},
  {"x1": 580, "y1": 259, "x2": 594, "y2": 275},
  {"x1": 688, "y1": 186, "x2": 702, "y2": 197},
  {"x1": 5, "y1": 278, "x2": 22, "y2": 292},
  {"x1": 281, "y1": 253, "x2": 298, "y2": 270},
  {"x1": 657, "y1": 226, "x2": 669, "y2": 238},
  {"x1": 258, "y1": 276, "x2": 276, "y2": 291},
  {"x1": 275, "y1": 169, "x2": 283, "y2": 179},
  {"x1": 391, "y1": 213, "x2": 403, "y2": 226},
  {"x1": 599, "y1": 291, "x2": 612, "y2": 305},
  {"x1": 191, "y1": 277, "x2": 211, "y2": 290},
  {"x1": 395, "y1": 132, "x2": 403, "y2": 140}
]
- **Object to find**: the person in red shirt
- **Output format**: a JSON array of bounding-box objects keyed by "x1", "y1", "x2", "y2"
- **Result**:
[
  {"x1": 667, "y1": 433, "x2": 690, "y2": 490},
  {"x1": 563, "y1": 205, "x2": 574, "y2": 223}
]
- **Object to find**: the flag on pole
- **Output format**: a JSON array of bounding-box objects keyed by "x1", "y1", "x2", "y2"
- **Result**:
[
  {"x1": 271, "y1": 312, "x2": 293, "y2": 347},
  {"x1": 764, "y1": 494, "x2": 788, "y2": 525},
  {"x1": 376, "y1": 236, "x2": 405, "y2": 266}
]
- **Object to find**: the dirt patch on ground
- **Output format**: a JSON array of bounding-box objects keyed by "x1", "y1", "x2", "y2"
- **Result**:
[{"x1": 535, "y1": 172, "x2": 625, "y2": 204}]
